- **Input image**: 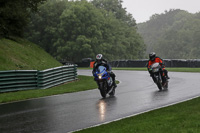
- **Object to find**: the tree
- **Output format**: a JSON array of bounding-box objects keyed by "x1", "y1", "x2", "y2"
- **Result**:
[
  {"x1": 138, "y1": 9, "x2": 200, "y2": 59},
  {"x1": 91, "y1": 0, "x2": 136, "y2": 27},
  {"x1": 25, "y1": 0, "x2": 68, "y2": 55},
  {"x1": 25, "y1": 0, "x2": 146, "y2": 62},
  {"x1": 0, "y1": 0, "x2": 46, "y2": 38}
]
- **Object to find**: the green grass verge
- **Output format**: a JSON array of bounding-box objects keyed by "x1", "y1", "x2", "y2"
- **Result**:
[
  {"x1": 75, "y1": 97, "x2": 200, "y2": 133},
  {"x1": 0, "y1": 75, "x2": 97, "y2": 104},
  {"x1": 167, "y1": 67, "x2": 200, "y2": 72}
]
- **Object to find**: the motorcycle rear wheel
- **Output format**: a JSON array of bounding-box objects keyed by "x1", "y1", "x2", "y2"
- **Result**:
[
  {"x1": 109, "y1": 87, "x2": 115, "y2": 96},
  {"x1": 163, "y1": 81, "x2": 169, "y2": 90}
]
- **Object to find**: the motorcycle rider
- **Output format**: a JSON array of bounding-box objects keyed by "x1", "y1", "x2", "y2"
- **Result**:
[
  {"x1": 147, "y1": 52, "x2": 170, "y2": 81},
  {"x1": 92, "y1": 54, "x2": 117, "y2": 88}
]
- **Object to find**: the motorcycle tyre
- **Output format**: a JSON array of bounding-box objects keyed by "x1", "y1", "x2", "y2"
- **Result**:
[
  {"x1": 99, "y1": 82, "x2": 107, "y2": 98},
  {"x1": 109, "y1": 87, "x2": 115, "y2": 96},
  {"x1": 157, "y1": 81, "x2": 162, "y2": 91},
  {"x1": 163, "y1": 80, "x2": 169, "y2": 90}
]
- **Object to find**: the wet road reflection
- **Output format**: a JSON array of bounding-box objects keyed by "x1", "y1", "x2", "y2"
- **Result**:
[
  {"x1": 97, "y1": 99, "x2": 106, "y2": 121},
  {"x1": 151, "y1": 89, "x2": 169, "y2": 102},
  {"x1": 96, "y1": 97, "x2": 117, "y2": 121}
]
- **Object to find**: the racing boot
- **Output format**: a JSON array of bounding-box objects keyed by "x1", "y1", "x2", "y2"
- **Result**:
[
  {"x1": 113, "y1": 81, "x2": 117, "y2": 88},
  {"x1": 166, "y1": 75, "x2": 170, "y2": 79},
  {"x1": 110, "y1": 72, "x2": 117, "y2": 88},
  {"x1": 166, "y1": 73, "x2": 170, "y2": 79},
  {"x1": 164, "y1": 70, "x2": 170, "y2": 79},
  {"x1": 112, "y1": 76, "x2": 117, "y2": 89}
]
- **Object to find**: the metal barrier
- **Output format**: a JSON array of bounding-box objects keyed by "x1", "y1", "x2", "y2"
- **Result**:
[
  {"x1": 0, "y1": 70, "x2": 38, "y2": 92},
  {"x1": 0, "y1": 65, "x2": 77, "y2": 93},
  {"x1": 37, "y1": 65, "x2": 77, "y2": 89}
]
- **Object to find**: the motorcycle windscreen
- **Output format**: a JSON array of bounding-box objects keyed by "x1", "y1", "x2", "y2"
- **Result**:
[
  {"x1": 151, "y1": 63, "x2": 160, "y2": 68},
  {"x1": 98, "y1": 66, "x2": 106, "y2": 73}
]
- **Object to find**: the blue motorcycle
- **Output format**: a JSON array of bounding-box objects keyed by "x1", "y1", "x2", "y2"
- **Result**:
[{"x1": 93, "y1": 66, "x2": 115, "y2": 98}]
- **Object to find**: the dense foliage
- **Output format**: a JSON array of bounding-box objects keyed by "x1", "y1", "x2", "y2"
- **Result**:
[
  {"x1": 138, "y1": 9, "x2": 200, "y2": 59},
  {"x1": 0, "y1": 0, "x2": 46, "y2": 38},
  {"x1": 24, "y1": 0, "x2": 146, "y2": 62}
]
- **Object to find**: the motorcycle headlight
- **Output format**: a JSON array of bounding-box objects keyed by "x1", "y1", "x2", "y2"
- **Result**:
[
  {"x1": 98, "y1": 75, "x2": 102, "y2": 79},
  {"x1": 153, "y1": 68, "x2": 159, "y2": 72}
]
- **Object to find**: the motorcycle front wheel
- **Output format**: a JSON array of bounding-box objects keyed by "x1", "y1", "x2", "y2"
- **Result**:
[
  {"x1": 156, "y1": 77, "x2": 162, "y2": 91},
  {"x1": 157, "y1": 82, "x2": 162, "y2": 91},
  {"x1": 99, "y1": 82, "x2": 107, "y2": 98},
  {"x1": 153, "y1": 75, "x2": 162, "y2": 91}
]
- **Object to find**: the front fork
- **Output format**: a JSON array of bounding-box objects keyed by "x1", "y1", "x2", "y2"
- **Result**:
[
  {"x1": 152, "y1": 73, "x2": 162, "y2": 84},
  {"x1": 96, "y1": 80, "x2": 106, "y2": 89},
  {"x1": 97, "y1": 81, "x2": 103, "y2": 89}
]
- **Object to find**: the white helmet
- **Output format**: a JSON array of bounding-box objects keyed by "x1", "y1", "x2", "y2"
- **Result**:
[{"x1": 96, "y1": 54, "x2": 103, "y2": 60}]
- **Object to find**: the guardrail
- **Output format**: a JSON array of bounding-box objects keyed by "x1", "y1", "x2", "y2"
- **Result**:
[
  {"x1": 0, "y1": 70, "x2": 38, "y2": 92},
  {"x1": 0, "y1": 65, "x2": 77, "y2": 93},
  {"x1": 37, "y1": 65, "x2": 77, "y2": 89}
]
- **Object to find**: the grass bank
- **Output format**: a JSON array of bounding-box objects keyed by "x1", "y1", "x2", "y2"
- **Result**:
[{"x1": 0, "y1": 37, "x2": 61, "y2": 70}]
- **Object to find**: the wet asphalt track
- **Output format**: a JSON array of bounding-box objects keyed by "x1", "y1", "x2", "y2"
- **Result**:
[{"x1": 0, "y1": 70, "x2": 200, "y2": 133}]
